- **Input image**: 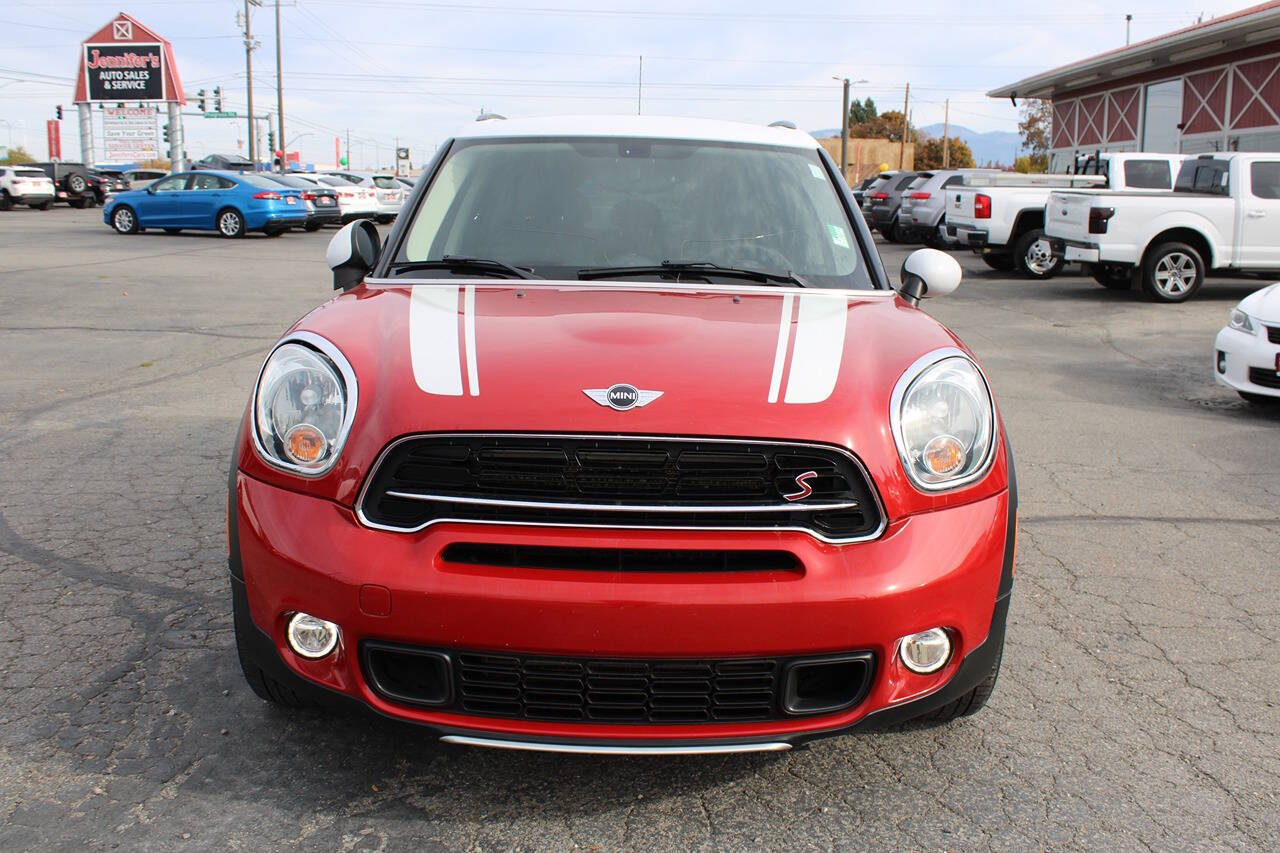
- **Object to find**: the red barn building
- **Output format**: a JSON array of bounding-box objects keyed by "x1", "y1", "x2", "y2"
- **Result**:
[{"x1": 989, "y1": 2, "x2": 1280, "y2": 171}]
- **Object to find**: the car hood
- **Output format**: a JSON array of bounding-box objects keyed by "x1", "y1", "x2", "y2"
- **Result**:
[
  {"x1": 1240, "y1": 281, "x2": 1280, "y2": 322},
  {"x1": 241, "y1": 280, "x2": 1009, "y2": 518}
]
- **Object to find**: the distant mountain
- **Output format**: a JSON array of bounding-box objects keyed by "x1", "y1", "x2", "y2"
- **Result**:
[
  {"x1": 812, "y1": 128, "x2": 842, "y2": 139},
  {"x1": 919, "y1": 123, "x2": 1021, "y2": 167}
]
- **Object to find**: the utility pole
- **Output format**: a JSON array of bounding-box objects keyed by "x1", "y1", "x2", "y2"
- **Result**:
[
  {"x1": 1125, "y1": 14, "x2": 1132, "y2": 46},
  {"x1": 345, "y1": 128, "x2": 350, "y2": 170},
  {"x1": 637, "y1": 56, "x2": 643, "y2": 115},
  {"x1": 840, "y1": 78, "x2": 850, "y2": 180},
  {"x1": 898, "y1": 82, "x2": 910, "y2": 169},
  {"x1": 943, "y1": 98, "x2": 950, "y2": 169},
  {"x1": 242, "y1": 0, "x2": 258, "y2": 166},
  {"x1": 275, "y1": 0, "x2": 285, "y2": 171}
]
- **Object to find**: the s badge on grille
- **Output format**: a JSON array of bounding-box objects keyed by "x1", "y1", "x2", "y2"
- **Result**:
[
  {"x1": 782, "y1": 470, "x2": 818, "y2": 501},
  {"x1": 583, "y1": 384, "x2": 663, "y2": 411}
]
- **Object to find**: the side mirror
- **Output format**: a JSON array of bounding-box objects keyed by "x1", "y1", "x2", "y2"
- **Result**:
[
  {"x1": 898, "y1": 248, "x2": 962, "y2": 306},
  {"x1": 146, "y1": 185, "x2": 157, "y2": 194},
  {"x1": 327, "y1": 219, "x2": 381, "y2": 291}
]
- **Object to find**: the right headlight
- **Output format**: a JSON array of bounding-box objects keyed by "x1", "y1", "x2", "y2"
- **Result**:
[
  {"x1": 891, "y1": 351, "x2": 995, "y2": 491},
  {"x1": 1228, "y1": 307, "x2": 1255, "y2": 334},
  {"x1": 252, "y1": 335, "x2": 357, "y2": 476}
]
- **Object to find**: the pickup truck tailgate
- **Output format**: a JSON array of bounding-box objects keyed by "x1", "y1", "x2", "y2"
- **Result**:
[
  {"x1": 947, "y1": 188, "x2": 979, "y2": 227},
  {"x1": 1046, "y1": 192, "x2": 1095, "y2": 242}
]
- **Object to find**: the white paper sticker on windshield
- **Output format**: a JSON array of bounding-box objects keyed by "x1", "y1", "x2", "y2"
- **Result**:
[
  {"x1": 826, "y1": 223, "x2": 849, "y2": 249},
  {"x1": 808, "y1": 163, "x2": 824, "y2": 179}
]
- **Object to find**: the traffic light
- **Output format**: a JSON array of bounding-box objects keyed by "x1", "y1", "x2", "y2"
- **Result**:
[
  {"x1": 214, "y1": 87, "x2": 223, "y2": 111},
  {"x1": 162, "y1": 123, "x2": 170, "y2": 144},
  {"x1": 55, "y1": 104, "x2": 63, "y2": 121},
  {"x1": 198, "y1": 89, "x2": 207, "y2": 112},
  {"x1": 267, "y1": 128, "x2": 277, "y2": 156}
]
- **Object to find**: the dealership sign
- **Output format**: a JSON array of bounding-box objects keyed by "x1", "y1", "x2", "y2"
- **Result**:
[
  {"x1": 73, "y1": 14, "x2": 184, "y2": 105},
  {"x1": 84, "y1": 44, "x2": 165, "y2": 100},
  {"x1": 103, "y1": 107, "x2": 158, "y2": 161}
]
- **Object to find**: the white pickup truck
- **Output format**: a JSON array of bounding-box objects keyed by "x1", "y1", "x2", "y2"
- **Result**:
[
  {"x1": 1046, "y1": 152, "x2": 1280, "y2": 302},
  {"x1": 946, "y1": 152, "x2": 1186, "y2": 279}
]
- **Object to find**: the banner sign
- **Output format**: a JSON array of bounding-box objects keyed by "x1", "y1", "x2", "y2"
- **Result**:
[
  {"x1": 103, "y1": 107, "x2": 159, "y2": 161},
  {"x1": 84, "y1": 43, "x2": 165, "y2": 101},
  {"x1": 47, "y1": 120, "x2": 62, "y2": 160}
]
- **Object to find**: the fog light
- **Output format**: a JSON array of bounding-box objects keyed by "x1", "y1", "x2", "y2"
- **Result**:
[
  {"x1": 899, "y1": 628, "x2": 951, "y2": 674},
  {"x1": 287, "y1": 612, "x2": 340, "y2": 659},
  {"x1": 1216, "y1": 350, "x2": 1227, "y2": 375}
]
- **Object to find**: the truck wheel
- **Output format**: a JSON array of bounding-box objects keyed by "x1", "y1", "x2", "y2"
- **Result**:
[
  {"x1": 1142, "y1": 242, "x2": 1204, "y2": 303},
  {"x1": 1091, "y1": 263, "x2": 1133, "y2": 290},
  {"x1": 1013, "y1": 228, "x2": 1064, "y2": 279},
  {"x1": 914, "y1": 644, "x2": 1003, "y2": 724},
  {"x1": 67, "y1": 173, "x2": 87, "y2": 194},
  {"x1": 981, "y1": 253, "x2": 1016, "y2": 272},
  {"x1": 69, "y1": 197, "x2": 89, "y2": 209}
]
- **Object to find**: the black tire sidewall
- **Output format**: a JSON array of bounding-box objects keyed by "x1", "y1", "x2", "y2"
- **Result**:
[
  {"x1": 217, "y1": 208, "x2": 245, "y2": 238},
  {"x1": 1142, "y1": 242, "x2": 1204, "y2": 303},
  {"x1": 1014, "y1": 228, "x2": 1063, "y2": 279},
  {"x1": 112, "y1": 205, "x2": 138, "y2": 234}
]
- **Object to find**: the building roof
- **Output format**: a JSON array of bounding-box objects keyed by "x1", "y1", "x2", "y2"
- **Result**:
[
  {"x1": 452, "y1": 114, "x2": 818, "y2": 148},
  {"x1": 988, "y1": 1, "x2": 1280, "y2": 99}
]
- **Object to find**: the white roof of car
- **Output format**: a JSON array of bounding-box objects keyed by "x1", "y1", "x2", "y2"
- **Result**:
[{"x1": 452, "y1": 114, "x2": 818, "y2": 149}]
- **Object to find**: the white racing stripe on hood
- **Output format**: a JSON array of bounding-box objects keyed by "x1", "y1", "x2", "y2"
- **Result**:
[
  {"x1": 782, "y1": 293, "x2": 848, "y2": 404},
  {"x1": 409, "y1": 286, "x2": 464, "y2": 395},
  {"x1": 767, "y1": 293, "x2": 796, "y2": 404}
]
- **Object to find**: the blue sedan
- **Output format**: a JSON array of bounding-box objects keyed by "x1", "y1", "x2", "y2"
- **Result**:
[{"x1": 102, "y1": 170, "x2": 308, "y2": 238}]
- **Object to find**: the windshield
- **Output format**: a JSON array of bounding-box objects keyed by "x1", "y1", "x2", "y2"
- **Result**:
[{"x1": 396, "y1": 137, "x2": 871, "y2": 288}]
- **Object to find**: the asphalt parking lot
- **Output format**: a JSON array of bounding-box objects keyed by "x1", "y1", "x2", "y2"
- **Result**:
[{"x1": 1, "y1": 206, "x2": 1277, "y2": 850}]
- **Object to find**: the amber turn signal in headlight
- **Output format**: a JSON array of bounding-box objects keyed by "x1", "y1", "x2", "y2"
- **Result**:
[{"x1": 284, "y1": 423, "x2": 328, "y2": 464}]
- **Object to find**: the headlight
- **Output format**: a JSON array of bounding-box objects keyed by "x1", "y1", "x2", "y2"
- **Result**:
[
  {"x1": 1228, "y1": 307, "x2": 1255, "y2": 334},
  {"x1": 253, "y1": 336, "x2": 357, "y2": 475},
  {"x1": 892, "y1": 351, "x2": 995, "y2": 490}
]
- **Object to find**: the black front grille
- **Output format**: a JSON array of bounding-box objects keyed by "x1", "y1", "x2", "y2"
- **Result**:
[
  {"x1": 1267, "y1": 325, "x2": 1280, "y2": 344},
  {"x1": 359, "y1": 435, "x2": 881, "y2": 541},
  {"x1": 441, "y1": 543, "x2": 801, "y2": 573},
  {"x1": 1248, "y1": 367, "x2": 1280, "y2": 389}
]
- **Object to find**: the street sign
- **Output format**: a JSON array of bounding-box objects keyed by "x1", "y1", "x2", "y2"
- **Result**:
[
  {"x1": 203, "y1": 111, "x2": 238, "y2": 119},
  {"x1": 103, "y1": 107, "x2": 158, "y2": 161}
]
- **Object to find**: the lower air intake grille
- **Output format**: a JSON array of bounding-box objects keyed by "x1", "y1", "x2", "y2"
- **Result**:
[{"x1": 1248, "y1": 367, "x2": 1280, "y2": 389}]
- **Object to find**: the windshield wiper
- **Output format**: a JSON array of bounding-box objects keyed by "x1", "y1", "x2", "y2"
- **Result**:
[
  {"x1": 387, "y1": 256, "x2": 541, "y2": 280},
  {"x1": 577, "y1": 260, "x2": 806, "y2": 287}
]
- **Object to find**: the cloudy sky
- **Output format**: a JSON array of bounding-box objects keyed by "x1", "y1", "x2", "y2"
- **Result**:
[{"x1": 0, "y1": 0, "x2": 1252, "y2": 168}]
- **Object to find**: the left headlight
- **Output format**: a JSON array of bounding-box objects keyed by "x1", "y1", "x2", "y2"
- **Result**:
[
  {"x1": 252, "y1": 336, "x2": 357, "y2": 476},
  {"x1": 892, "y1": 351, "x2": 996, "y2": 491}
]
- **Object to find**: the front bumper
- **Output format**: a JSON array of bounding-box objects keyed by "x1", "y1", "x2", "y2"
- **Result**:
[
  {"x1": 1215, "y1": 325, "x2": 1280, "y2": 397},
  {"x1": 232, "y1": 469, "x2": 1014, "y2": 748}
]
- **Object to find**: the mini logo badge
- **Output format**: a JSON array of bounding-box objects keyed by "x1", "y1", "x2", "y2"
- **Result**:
[
  {"x1": 782, "y1": 470, "x2": 818, "y2": 501},
  {"x1": 583, "y1": 384, "x2": 663, "y2": 411}
]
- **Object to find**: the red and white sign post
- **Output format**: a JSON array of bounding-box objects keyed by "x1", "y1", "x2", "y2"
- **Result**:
[{"x1": 46, "y1": 120, "x2": 62, "y2": 160}]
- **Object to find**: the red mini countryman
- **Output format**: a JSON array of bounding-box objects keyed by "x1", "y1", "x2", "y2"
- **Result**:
[{"x1": 230, "y1": 115, "x2": 1015, "y2": 755}]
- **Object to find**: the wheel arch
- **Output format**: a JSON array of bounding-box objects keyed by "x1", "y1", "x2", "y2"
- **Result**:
[
  {"x1": 1142, "y1": 227, "x2": 1214, "y2": 268},
  {"x1": 1009, "y1": 208, "x2": 1045, "y2": 241}
]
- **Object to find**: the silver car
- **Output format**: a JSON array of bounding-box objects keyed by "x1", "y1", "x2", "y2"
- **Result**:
[
  {"x1": 897, "y1": 169, "x2": 1003, "y2": 246},
  {"x1": 319, "y1": 171, "x2": 405, "y2": 223}
]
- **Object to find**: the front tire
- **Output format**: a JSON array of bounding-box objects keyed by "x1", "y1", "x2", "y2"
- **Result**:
[
  {"x1": 1013, "y1": 228, "x2": 1064, "y2": 279},
  {"x1": 33, "y1": 201, "x2": 52, "y2": 211},
  {"x1": 913, "y1": 643, "x2": 1002, "y2": 724},
  {"x1": 1141, "y1": 242, "x2": 1204, "y2": 303},
  {"x1": 0, "y1": 191, "x2": 12, "y2": 211},
  {"x1": 217, "y1": 208, "x2": 246, "y2": 239},
  {"x1": 879, "y1": 224, "x2": 900, "y2": 243},
  {"x1": 233, "y1": 586, "x2": 313, "y2": 709},
  {"x1": 111, "y1": 205, "x2": 139, "y2": 234}
]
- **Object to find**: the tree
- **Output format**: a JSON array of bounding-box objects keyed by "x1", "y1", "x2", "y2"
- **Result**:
[
  {"x1": 848, "y1": 97, "x2": 878, "y2": 126},
  {"x1": 1018, "y1": 99, "x2": 1052, "y2": 171},
  {"x1": 850, "y1": 110, "x2": 916, "y2": 143},
  {"x1": 914, "y1": 137, "x2": 975, "y2": 170},
  {"x1": 0, "y1": 145, "x2": 35, "y2": 165}
]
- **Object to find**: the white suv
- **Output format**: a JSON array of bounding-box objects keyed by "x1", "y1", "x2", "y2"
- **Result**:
[{"x1": 0, "y1": 166, "x2": 56, "y2": 210}]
